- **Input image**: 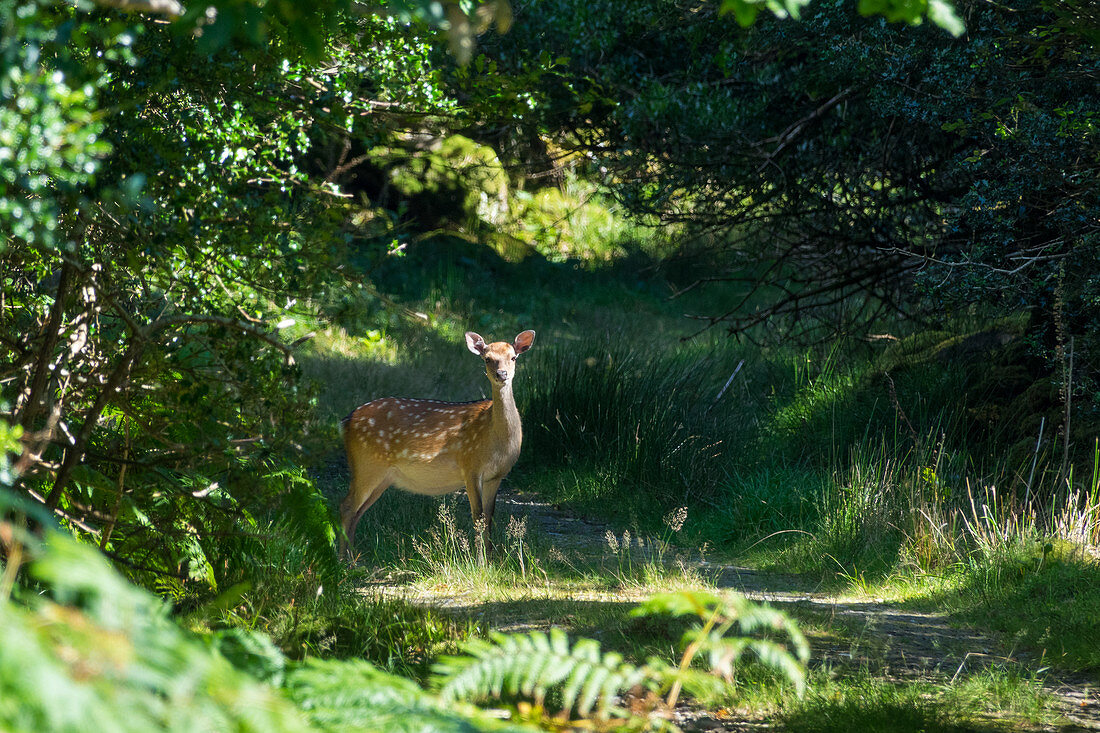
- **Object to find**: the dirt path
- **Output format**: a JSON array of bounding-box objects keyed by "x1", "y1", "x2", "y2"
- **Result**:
[{"x1": 374, "y1": 489, "x2": 1100, "y2": 731}]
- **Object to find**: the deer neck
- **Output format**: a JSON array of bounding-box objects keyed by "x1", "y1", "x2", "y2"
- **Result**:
[{"x1": 490, "y1": 380, "x2": 522, "y2": 447}]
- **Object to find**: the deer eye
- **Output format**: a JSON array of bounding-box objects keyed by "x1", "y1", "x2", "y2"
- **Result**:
[{"x1": 511, "y1": 356, "x2": 517, "y2": 361}]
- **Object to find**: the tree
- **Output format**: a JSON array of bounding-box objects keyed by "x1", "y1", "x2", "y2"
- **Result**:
[
  {"x1": 1, "y1": 0, "x2": 458, "y2": 588},
  {"x1": 464, "y1": 0, "x2": 1098, "y2": 403}
]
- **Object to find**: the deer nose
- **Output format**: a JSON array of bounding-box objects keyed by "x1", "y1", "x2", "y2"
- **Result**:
[{"x1": 495, "y1": 369, "x2": 509, "y2": 381}]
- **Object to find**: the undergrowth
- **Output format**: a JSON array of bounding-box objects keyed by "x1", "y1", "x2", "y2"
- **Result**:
[{"x1": 302, "y1": 236, "x2": 1100, "y2": 680}]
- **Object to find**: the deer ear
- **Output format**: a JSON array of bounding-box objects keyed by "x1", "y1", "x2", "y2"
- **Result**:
[
  {"x1": 465, "y1": 331, "x2": 488, "y2": 355},
  {"x1": 513, "y1": 330, "x2": 535, "y2": 355}
]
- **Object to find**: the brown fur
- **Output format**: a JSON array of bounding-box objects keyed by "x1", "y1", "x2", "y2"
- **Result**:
[{"x1": 339, "y1": 330, "x2": 535, "y2": 557}]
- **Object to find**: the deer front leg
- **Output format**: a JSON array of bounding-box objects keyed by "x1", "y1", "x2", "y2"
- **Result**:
[
  {"x1": 463, "y1": 473, "x2": 493, "y2": 564},
  {"x1": 481, "y1": 477, "x2": 502, "y2": 551},
  {"x1": 479, "y1": 473, "x2": 501, "y2": 530}
]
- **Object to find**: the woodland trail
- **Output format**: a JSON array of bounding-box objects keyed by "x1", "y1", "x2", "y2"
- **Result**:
[{"x1": 367, "y1": 488, "x2": 1100, "y2": 732}]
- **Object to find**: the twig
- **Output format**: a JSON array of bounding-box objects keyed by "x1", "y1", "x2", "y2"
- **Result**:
[
  {"x1": 884, "y1": 372, "x2": 918, "y2": 446},
  {"x1": 1024, "y1": 416, "x2": 1044, "y2": 509},
  {"x1": 1062, "y1": 336, "x2": 1073, "y2": 478},
  {"x1": 877, "y1": 243, "x2": 1068, "y2": 276},
  {"x1": 740, "y1": 529, "x2": 817, "y2": 554},
  {"x1": 705, "y1": 360, "x2": 744, "y2": 414}
]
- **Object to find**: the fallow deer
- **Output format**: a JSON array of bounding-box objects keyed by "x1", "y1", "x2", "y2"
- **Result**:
[{"x1": 339, "y1": 330, "x2": 536, "y2": 558}]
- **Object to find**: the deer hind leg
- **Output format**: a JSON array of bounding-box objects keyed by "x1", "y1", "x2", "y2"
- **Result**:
[{"x1": 339, "y1": 462, "x2": 391, "y2": 557}]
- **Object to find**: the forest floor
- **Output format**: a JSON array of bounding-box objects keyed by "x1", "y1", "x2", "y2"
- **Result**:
[{"x1": 355, "y1": 487, "x2": 1100, "y2": 733}]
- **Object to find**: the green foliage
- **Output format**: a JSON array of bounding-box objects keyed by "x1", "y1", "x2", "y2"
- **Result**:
[
  {"x1": 0, "y1": 489, "x2": 541, "y2": 732},
  {"x1": 855, "y1": 0, "x2": 964, "y2": 35},
  {"x1": 212, "y1": 626, "x2": 290, "y2": 685},
  {"x1": 252, "y1": 468, "x2": 341, "y2": 583},
  {"x1": 720, "y1": 0, "x2": 812, "y2": 26},
  {"x1": 473, "y1": 0, "x2": 1097, "y2": 399},
  {"x1": 435, "y1": 591, "x2": 809, "y2": 724},
  {"x1": 720, "y1": 0, "x2": 963, "y2": 34},
  {"x1": 1, "y1": 0, "x2": 457, "y2": 594},
  {"x1": 0, "y1": 0, "x2": 127, "y2": 250},
  {"x1": 436, "y1": 628, "x2": 654, "y2": 719},
  {"x1": 634, "y1": 591, "x2": 810, "y2": 697},
  {"x1": 518, "y1": 339, "x2": 751, "y2": 527},
  {"x1": 375, "y1": 134, "x2": 509, "y2": 229},
  {"x1": 285, "y1": 657, "x2": 530, "y2": 732},
  {"x1": 0, "y1": 522, "x2": 309, "y2": 732}
]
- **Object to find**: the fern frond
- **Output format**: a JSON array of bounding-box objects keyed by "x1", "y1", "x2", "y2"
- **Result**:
[
  {"x1": 267, "y1": 468, "x2": 340, "y2": 580},
  {"x1": 702, "y1": 635, "x2": 807, "y2": 695},
  {"x1": 435, "y1": 629, "x2": 657, "y2": 719},
  {"x1": 634, "y1": 590, "x2": 810, "y2": 698},
  {"x1": 715, "y1": 596, "x2": 810, "y2": 665},
  {"x1": 287, "y1": 657, "x2": 529, "y2": 732}
]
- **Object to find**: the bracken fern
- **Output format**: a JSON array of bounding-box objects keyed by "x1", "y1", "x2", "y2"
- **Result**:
[
  {"x1": 434, "y1": 591, "x2": 810, "y2": 725},
  {"x1": 434, "y1": 628, "x2": 657, "y2": 720},
  {"x1": 634, "y1": 591, "x2": 810, "y2": 707}
]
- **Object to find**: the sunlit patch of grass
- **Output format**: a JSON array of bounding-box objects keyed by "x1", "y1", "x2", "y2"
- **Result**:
[
  {"x1": 384, "y1": 498, "x2": 711, "y2": 608},
  {"x1": 595, "y1": 507, "x2": 715, "y2": 591},
  {"x1": 299, "y1": 332, "x2": 477, "y2": 427},
  {"x1": 835, "y1": 565, "x2": 962, "y2": 605},
  {"x1": 214, "y1": 562, "x2": 476, "y2": 681},
  {"x1": 403, "y1": 501, "x2": 552, "y2": 599},
  {"x1": 781, "y1": 672, "x2": 984, "y2": 733},
  {"x1": 942, "y1": 544, "x2": 1100, "y2": 672},
  {"x1": 308, "y1": 324, "x2": 403, "y2": 363},
  {"x1": 759, "y1": 662, "x2": 1052, "y2": 733},
  {"x1": 342, "y1": 492, "x2": 583, "y2": 602},
  {"x1": 943, "y1": 666, "x2": 1056, "y2": 725}
]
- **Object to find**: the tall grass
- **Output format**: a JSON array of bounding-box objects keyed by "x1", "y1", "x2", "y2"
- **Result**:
[
  {"x1": 405, "y1": 499, "x2": 547, "y2": 595},
  {"x1": 776, "y1": 431, "x2": 1100, "y2": 565},
  {"x1": 779, "y1": 667, "x2": 1054, "y2": 733},
  {"x1": 517, "y1": 338, "x2": 754, "y2": 527},
  {"x1": 298, "y1": 225, "x2": 1100, "y2": 672},
  {"x1": 511, "y1": 317, "x2": 1100, "y2": 671},
  {"x1": 762, "y1": 431, "x2": 1100, "y2": 668}
]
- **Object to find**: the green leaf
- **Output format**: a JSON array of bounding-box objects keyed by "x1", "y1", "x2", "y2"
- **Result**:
[
  {"x1": 719, "y1": 0, "x2": 763, "y2": 27},
  {"x1": 631, "y1": 590, "x2": 720, "y2": 618},
  {"x1": 928, "y1": 0, "x2": 965, "y2": 36}
]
